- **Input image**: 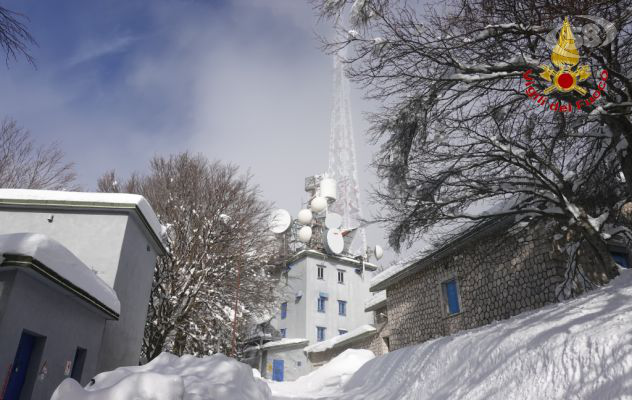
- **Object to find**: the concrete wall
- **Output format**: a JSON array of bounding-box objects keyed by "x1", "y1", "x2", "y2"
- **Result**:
[
  {"x1": 262, "y1": 345, "x2": 311, "y2": 382},
  {"x1": 0, "y1": 209, "x2": 128, "y2": 287},
  {"x1": 272, "y1": 253, "x2": 375, "y2": 344},
  {"x1": 385, "y1": 223, "x2": 566, "y2": 350},
  {"x1": 273, "y1": 257, "x2": 308, "y2": 339},
  {"x1": 0, "y1": 207, "x2": 161, "y2": 373},
  {"x1": 98, "y1": 217, "x2": 159, "y2": 371},
  {"x1": 0, "y1": 268, "x2": 107, "y2": 400}
]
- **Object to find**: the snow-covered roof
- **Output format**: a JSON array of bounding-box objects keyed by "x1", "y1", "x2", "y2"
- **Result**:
[
  {"x1": 287, "y1": 249, "x2": 378, "y2": 271},
  {"x1": 304, "y1": 325, "x2": 376, "y2": 354},
  {"x1": 0, "y1": 189, "x2": 165, "y2": 251},
  {"x1": 261, "y1": 338, "x2": 309, "y2": 350},
  {"x1": 0, "y1": 232, "x2": 120, "y2": 317},
  {"x1": 370, "y1": 216, "x2": 513, "y2": 292},
  {"x1": 364, "y1": 290, "x2": 387, "y2": 312}
]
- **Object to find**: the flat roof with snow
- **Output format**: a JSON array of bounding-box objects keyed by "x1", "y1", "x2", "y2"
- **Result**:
[
  {"x1": 0, "y1": 232, "x2": 120, "y2": 318},
  {"x1": 287, "y1": 249, "x2": 378, "y2": 271},
  {"x1": 304, "y1": 325, "x2": 376, "y2": 354},
  {"x1": 0, "y1": 189, "x2": 166, "y2": 253},
  {"x1": 261, "y1": 338, "x2": 309, "y2": 350},
  {"x1": 364, "y1": 290, "x2": 387, "y2": 312}
]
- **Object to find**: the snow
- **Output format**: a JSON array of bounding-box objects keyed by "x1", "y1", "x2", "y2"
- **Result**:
[
  {"x1": 363, "y1": 290, "x2": 386, "y2": 311},
  {"x1": 369, "y1": 258, "x2": 414, "y2": 289},
  {"x1": 305, "y1": 269, "x2": 632, "y2": 400},
  {"x1": 304, "y1": 325, "x2": 376, "y2": 354},
  {"x1": 51, "y1": 353, "x2": 271, "y2": 400},
  {"x1": 261, "y1": 338, "x2": 309, "y2": 350},
  {"x1": 0, "y1": 233, "x2": 120, "y2": 314},
  {"x1": 0, "y1": 189, "x2": 164, "y2": 243},
  {"x1": 268, "y1": 349, "x2": 374, "y2": 399}
]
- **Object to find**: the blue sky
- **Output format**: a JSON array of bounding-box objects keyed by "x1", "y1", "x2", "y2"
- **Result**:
[{"x1": 1, "y1": 0, "x2": 415, "y2": 263}]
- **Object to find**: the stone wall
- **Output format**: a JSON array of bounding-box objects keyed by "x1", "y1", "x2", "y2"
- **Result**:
[{"x1": 385, "y1": 222, "x2": 567, "y2": 350}]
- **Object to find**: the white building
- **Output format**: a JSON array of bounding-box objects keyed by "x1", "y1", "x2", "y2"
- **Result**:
[
  {"x1": 0, "y1": 189, "x2": 166, "y2": 379},
  {"x1": 256, "y1": 249, "x2": 377, "y2": 381}
]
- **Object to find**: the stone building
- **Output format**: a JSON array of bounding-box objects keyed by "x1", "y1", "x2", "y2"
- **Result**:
[{"x1": 369, "y1": 217, "x2": 630, "y2": 351}]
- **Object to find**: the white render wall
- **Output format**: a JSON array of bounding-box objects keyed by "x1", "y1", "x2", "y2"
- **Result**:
[
  {"x1": 272, "y1": 252, "x2": 375, "y2": 345},
  {"x1": 0, "y1": 207, "x2": 161, "y2": 371}
]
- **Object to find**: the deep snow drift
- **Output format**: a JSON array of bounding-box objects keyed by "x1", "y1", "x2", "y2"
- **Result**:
[
  {"x1": 268, "y1": 349, "x2": 374, "y2": 399},
  {"x1": 316, "y1": 269, "x2": 632, "y2": 400},
  {"x1": 51, "y1": 353, "x2": 271, "y2": 400}
]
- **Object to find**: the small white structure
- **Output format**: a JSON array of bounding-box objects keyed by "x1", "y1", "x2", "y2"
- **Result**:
[{"x1": 0, "y1": 189, "x2": 166, "y2": 374}]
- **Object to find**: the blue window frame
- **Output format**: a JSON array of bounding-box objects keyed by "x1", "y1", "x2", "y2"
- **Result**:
[
  {"x1": 317, "y1": 326, "x2": 326, "y2": 342},
  {"x1": 281, "y1": 302, "x2": 287, "y2": 319},
  {"x1": 338, "y1": 300, "x2": 347, "y2": 316},
  {"x1": 611, "y1": 251, "x2": 630, "y2": 268},
  {"x1": 317, "y1": 296, "x2": 327, "y2": 313},
  {"x1": 280, "y1": 328, "x2": 286, "y2": 338},
  {"x1": 338, "y1": 329, "x2": 348, "y2": 335},
  {"x1": 442, "y1": 279, "x2": 461, "y2": 315}
]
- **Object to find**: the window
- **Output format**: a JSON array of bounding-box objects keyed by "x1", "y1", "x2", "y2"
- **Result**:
[
  {"x1": 317, "y1": 296, "x2": 327, "y2": 313},
  {"x1": 611, "y1": 251, "x2": 630, "y2": 268},
  {"x1": 338, "y1": 300, "x2": 347, "y2": 316},
  {"x1": 338, "y1": 329, "x2": 348, "y2": 335},
  {"x1": 281, "y1": 302, "x2": 287, "y2": 319},
  {"x1": 442, "y1": 279, "x2": 461, "y2": 315},
  {"x1": 317, "y1": 265, "x2": 324, "y2": 280},
  {"x1": 71, "y1": 347, "x2": 87, "y2": 381},
  {"x1": 280, "y1": 328, "x2": 286, "y2": 338},
  {"x1": 337, "y1": 270, "x2": 344, "y2": 284},
  {"x1": 317, "y1": 326, "x2": 326, "y2": 342}
]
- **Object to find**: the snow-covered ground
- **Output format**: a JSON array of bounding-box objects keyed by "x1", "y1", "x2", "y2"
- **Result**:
[
  {"x1": 51, "y1": 353, "x2": 271, "y2": 400},
  {"x1": 267, "y1": 349, "x2": 374, "y2": 399},
  {"x1": 52, "y1": 270, "x2": 632, "y2": 400},
  {"x1": 288, "y1": 269, "x2": 632, "y2": 400}
]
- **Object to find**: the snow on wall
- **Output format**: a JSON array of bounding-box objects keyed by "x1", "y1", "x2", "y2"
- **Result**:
[
  {"x1": 0, "y1": 232, "x2": 120, "y2": 314},
  {"x1": 323, "y1": 269, "x2": 632, "y2": 400},
  {"x1": 51, "y1": 353, "x2": 271, "y2": 400},
  {"x1": 0, "y1": 189, "x2": 164, "y2": 243}
]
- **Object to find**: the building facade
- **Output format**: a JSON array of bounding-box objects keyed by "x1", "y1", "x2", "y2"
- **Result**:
[
  {"x1": 254, "y1": 250, "x2": 376, "y2": 381},
  {"x1": 370, "y1": 218, "x2": 630, "y2": 351},
  {"x1": 0, "y1": 189, "x2": 166, "y2": 396}
]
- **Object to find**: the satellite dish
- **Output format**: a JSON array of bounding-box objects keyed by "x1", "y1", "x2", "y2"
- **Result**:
[
  {"x1": 325, "y1": 213, "x2": 343, "y2": 229},
  {"x1": 324, "y1": 229, "x2": 344, "y2": 255},
  {"x1": 298, "y1": 226, "x2": 313, "y2": 243},
  {"x1": 320, "y1": 178, "x2": 337, "y2": 200},
  {"x1": 310, "y1": 196, "x2": 327, "y2": 213},
  {"x1": 270, "y1": 209, "x2": 291, "y2": 234},
  {"x1": 297, "y1": 209, "x2": 313, "y2": 225},
  {"x1": 374, "y1": 245, "x2": 384, "y2": 260}
]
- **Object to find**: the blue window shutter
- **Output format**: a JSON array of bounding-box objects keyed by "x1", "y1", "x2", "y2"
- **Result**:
[
  {"x1": 446, "y1": 280, "x2": 460, "y2": 314},
  {"x1": 281, "y1": 302, "x2": 287, "y2": 319}
]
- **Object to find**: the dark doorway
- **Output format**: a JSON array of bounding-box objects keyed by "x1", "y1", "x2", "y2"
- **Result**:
[
  {"x1": 70, "y1": 347, "x2": 87, "y2": 382},
  {"x1": 4, "y1": 331, "x2": 41, "y2": 400}
]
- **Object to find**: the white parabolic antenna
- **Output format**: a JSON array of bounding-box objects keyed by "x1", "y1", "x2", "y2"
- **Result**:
[
  {"x1": 270, "y1": 209, "x2": 291, "y2": 234},
  {"x1": 325, "y1": 212, "x2": 343, "y2": 229},
  {"x1": 297, "y1": 209, "x2": 313, "y2": 225},
  {"x1": 298, "y1": 226, "x2": 313, "y2": 243},
  {"x1": 374, "y1": 245, "x2": 384, "y2": 260},
  {"x1": 311, "y1": 196, "x2": 328, "y2": 213},
  {"x1": 325, "y1": 228, "x2": 344, "y2": 255}
]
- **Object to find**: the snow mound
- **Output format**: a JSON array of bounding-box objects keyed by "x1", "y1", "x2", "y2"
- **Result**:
[
  {"x1": 268, "y1": 349, "x2": 374, "y2": 399},
  {"x1": 51, "y1": 353, "x2": 271, "y2": 400},
  {"x1": 0, "y1": 233, "x2": 119, "y2": 314},
  {"x1": 330, "y1": 269, "x2": 632, "y2": 400},
  {"x1": 304, "y1": 325, "x2": 376, "y2": 354}
]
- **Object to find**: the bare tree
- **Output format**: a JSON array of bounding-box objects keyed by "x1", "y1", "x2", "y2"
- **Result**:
[
  {"x1": 99, "y1": 153, "x2": 281, "y2": 360},
  {"x1": 0, "y1": 5, "x2": 35, "y2": 65},
  {"x1": 313, "y1": 0, "x2": 632, "y2": 289},
  {"x1": 0, "y1": 118, "x2": 77, "y2": 190}
]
